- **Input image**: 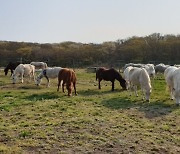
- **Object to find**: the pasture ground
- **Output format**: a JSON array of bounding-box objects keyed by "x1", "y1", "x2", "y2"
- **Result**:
[{"x1": 0, "y1": 69, "x2": 179, "y2": 153}]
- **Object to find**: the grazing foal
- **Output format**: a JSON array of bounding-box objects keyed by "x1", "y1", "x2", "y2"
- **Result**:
[
  {"x1": 57, "y1": 68, "x2": 77, "y2": 96},
  {"x1": 96, "y1": 67, "x2": 127, "y2": 91}
]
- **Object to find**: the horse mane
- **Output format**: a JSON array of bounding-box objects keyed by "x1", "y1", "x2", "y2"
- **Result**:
[{"x1": 112, "y1": 68, "x2": 124, "y2": 81}]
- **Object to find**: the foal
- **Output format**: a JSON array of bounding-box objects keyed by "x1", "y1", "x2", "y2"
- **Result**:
[{"x1": 57, "y1": 68, "x2": 77, "y2": 96}]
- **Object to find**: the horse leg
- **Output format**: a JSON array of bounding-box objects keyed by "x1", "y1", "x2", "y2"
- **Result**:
[
  {"x1": 32, "y1": 69, "x2": 35, "y2": 83},
  {"x1": 111, "y1": 81, "x2": 115, "y2": 91},
  {"x1": 67, "y1": 83, "x2": 72, "y2": 96},
  {"x1": 73, "y1": 82, "x2": 77, "y2": 95},
  {"x1": 44, "y1": 76, "x2": 50, "y2": 87},
  {"x1": 21, "y1": 73, "x2": 24, "y2": 83},
  {"x1": 98, "y1": 79, "x2": 102, "y2": 89},
  {"x1": 141, "y1": 86, "x2": 145, "y2": 100},
  {"x1": 28, "y1": 74, "x2": 31, "y2": 83},
  {"x1": 62, "y1": 82, "x2": 65, "y2": 93},
  {"x1": 133, "y1": 85, "x2": 138, "y2": 97},
  {"x1": 57, "y1": 79, "x2": 61, "y2": 92},
  {"x1": 170, "y1": 86, "x2": 174, "y2": 100},
  {"x1": 28, "y1": 72, "x2": 33, "y2": 83},
  {"x1": 129, "y1": 82, "x2": 133, "y2": 96}
]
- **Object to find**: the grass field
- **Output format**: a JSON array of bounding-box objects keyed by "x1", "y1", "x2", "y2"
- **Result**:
[{"x1": 0, "y1": 69, "x2": 179, "y2": 153}]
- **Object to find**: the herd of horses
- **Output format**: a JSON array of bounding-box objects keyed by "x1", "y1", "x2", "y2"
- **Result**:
[{"x1": 2, "y1": 61, "x2": 180, "y2": 105}]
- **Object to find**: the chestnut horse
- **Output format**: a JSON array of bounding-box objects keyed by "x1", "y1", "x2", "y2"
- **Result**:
[
  {"x1": 96, "y1": 67, "x2": 127, "y2": 91},
  {"x1": 57, "y1": 68, "x2": 77, "y2": 96}
]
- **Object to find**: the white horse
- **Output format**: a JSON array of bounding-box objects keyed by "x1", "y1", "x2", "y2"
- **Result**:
[
  {"x1": 123, "y1": 66, "x2": 133, "y2": 89},
  {"x1": 143, "y1": 64, "x2": 155, "y2": 78},
  {"x1": 164, "y1": 66, "x2": 178, "y2": 100},
  {"x1": 129, "y1": 67, "x2": 152, "y2": 102},
  {"x1": 12, "y1": 64, "x2": 35, "y2": 84},
  {"x1": 172, "y1": 68, "x2": 180, "y2": 105},
  {"x1": 30, "y1": 62, "x2": 48, "y2": 70},
  {"x1": 36, "y1": 67, "x2": 62, "y2": 87}
]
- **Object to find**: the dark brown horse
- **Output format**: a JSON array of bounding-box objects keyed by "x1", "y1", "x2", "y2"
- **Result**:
[
  {"x1": 96, "y1": 67, "x2": 127, "y2": 91},
  {"x1": 57, "y1": 68, "x2": 77, "y2": 96},
  {"x1": 4, "y1": 62, "x2": 20, "y2": 76}
]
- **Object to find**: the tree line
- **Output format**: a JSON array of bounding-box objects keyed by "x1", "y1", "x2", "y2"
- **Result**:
[{"x1": 0, "y1": 33, "x2": 180, "y2": 67}]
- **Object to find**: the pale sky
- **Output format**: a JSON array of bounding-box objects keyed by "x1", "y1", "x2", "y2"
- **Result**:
[{"x1": 0, "y1": 0, "x2": 180, "y2": 43}]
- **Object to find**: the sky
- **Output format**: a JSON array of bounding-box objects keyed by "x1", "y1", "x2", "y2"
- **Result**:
[{"x1": 0, "y1": 0, "x2": 180, "y2": 43}]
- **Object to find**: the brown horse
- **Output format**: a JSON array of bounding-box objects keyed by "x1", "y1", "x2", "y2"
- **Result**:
[
  {"x1": 96, "y1": 67, "x2": 127, "y2": 91},
  {"x1": 57, "y1": 68, "x2": 77, "y2": 96}
]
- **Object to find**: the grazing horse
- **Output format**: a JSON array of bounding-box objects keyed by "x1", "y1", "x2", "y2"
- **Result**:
[
  {"x1": 164, "y1": 66, "x2": 178, "y2": 100},
  {"x1": 4, "y1": 62, "x2": 20, "y2": 76},
  {"x1": 123, "y1": 66, "x2": 134, "y2": 89},
  {"x1": 12, "y1": 64, "x2": 35, "y2": 84},
  {"x1": 172, "y1": 68, "x2": 180, "y2": 105},
  {"x1": 96, "y1": 67, "x2": 127, "y2": 91},
  {"x1": 129, "y1": 67, "x2": 152, "y2": 102},
  {"x1": 57, "y1": 68, "x2": 77, "y2": 96},
  {"x1": 36, "y1": 67, "x2": 62, "y2": 87},
  {"x1": 30, "y1": 62, "x2": 48, "y2": 69}
]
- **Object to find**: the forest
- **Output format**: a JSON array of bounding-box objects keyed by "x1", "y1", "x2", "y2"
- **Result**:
[{"x1": 0, "y1": 33, "x2": 180, "y2": 67}]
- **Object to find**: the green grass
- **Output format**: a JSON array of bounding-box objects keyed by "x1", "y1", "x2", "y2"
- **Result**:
[{"x1": 0, "y1": 69, "x2": 179, "y2": 153}]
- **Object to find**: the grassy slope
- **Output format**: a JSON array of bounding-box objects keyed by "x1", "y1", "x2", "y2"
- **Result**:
[{"x1": 0, "y1": 69, "x2": 179, "y2": 153}]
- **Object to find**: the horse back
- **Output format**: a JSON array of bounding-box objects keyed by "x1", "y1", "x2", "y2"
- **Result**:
[{"x1": 96, "y1": 68, "x2": 120, "y2": 81}]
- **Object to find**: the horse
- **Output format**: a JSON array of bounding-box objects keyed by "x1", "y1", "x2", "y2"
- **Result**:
[
  {"x1": 164, "y1": 66, "x2": 178, "y2": 100},
  {"x1": 129, "y1": 67, "x2": 152, "y2": 102},
  {"x1": 155, "y1": 63, "x2": 169, "y2": 74},
  {"x1": 36, "y1": 67, "x2": 62, "y2": 87},
  {"x1": 57, "y1": 68, "x2": 77, "y2": 96},
  {"x1": 4, "y1": 62, "x2": 20, "y2": 76},
  {"x1": 172, "y1": 68, "x2": 180, "y2": 105},
  {"x1": 30, "y1": 62, "x2": 48, "y2": 70},
  {"x1": 96, "y1": 67, "x2": 127, "y2": 91},
  {"x1": 12, "y1": 64, "x2": 35, "y2": 84},
  {"x1": 123, "y1": 66, "x2": 134, "y2": 89},
  {"x1": 143, "y1": 64, "x2": 156, "y2": 78}
]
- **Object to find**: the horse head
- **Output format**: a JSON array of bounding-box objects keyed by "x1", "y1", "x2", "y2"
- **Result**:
[
  {"x1": 11, "y1": 74, "x2": 17, "y2": 84},
  {"x1": 4, "y1": 68, "x2": 8, "y2": 76},
  {"x1": 36, "y1": 76, "x2": 42, "y2": 86},
  {"x1": 145, "y1": 87, "x2": 152, "y2": 102},
  {"x1": 120, "y1": 78, "x2": 127, "y2": 90}
]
